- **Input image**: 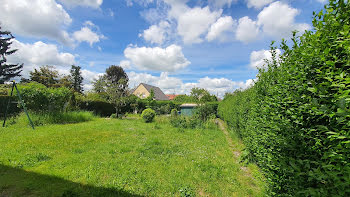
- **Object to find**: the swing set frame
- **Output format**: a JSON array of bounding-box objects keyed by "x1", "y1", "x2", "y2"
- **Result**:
[{"x1": 2, "y1": 81, "x2": 34, "y2": 129}]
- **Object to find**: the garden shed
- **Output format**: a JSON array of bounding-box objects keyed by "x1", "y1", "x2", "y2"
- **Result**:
[{"x1": 180, "y1": 103, "x2": 198, "y2": 116}]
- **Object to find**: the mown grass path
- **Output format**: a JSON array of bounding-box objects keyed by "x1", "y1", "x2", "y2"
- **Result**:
[{"x1": 0, "y1": 117, "x2": 266, "y2": 196}]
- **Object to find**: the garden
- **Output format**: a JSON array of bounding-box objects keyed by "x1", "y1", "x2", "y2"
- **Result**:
[{"x1": 0, "y1": 0, "x2": 349, "y2": 196}]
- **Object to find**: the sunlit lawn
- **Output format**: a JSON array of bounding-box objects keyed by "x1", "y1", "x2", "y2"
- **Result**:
[{"x1": 0, "y1": 116, "x2": 266, "y2": 196}]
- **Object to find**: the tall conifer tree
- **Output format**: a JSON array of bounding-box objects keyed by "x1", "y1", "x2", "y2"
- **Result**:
[{"x1": 0, "y1": 26, "x2": 23, "y2": 84}]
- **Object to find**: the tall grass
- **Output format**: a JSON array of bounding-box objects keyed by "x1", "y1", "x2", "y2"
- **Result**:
[{"x1": 5, "y1": 111, "x2": 95, "y2": 127}]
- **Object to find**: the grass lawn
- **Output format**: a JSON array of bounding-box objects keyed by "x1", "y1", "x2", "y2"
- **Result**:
[{"x1": 0, "y1": 116, "x2": 266, "y2": 196}]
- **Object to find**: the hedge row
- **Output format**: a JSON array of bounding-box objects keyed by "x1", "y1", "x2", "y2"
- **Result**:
[
  {"x1": 0, "y1": 95, "x2": 20, "y2": 117},
  {"x1": 219, "y1": 1, "x2": 350, "y2": 196}
]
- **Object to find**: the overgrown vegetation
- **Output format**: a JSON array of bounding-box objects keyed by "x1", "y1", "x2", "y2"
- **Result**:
[
  {"x1": 170, "y1": 103, "x2": 218, "y2": 130},
  {"x1": 5, "y1": 111, "x2": 95, "y2": 127},
  {"x1": 218, "y1": 1, "x2": 350, "y2": 195}
]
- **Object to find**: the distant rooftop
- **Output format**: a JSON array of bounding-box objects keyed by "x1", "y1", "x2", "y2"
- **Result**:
[{"x1": 139, "y1": 83, "x2": 169, "y2": 101}]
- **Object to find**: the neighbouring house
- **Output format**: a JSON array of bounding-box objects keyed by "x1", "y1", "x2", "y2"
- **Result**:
[
  {"x1": 180, "y1": 103, "x2": 198, "y2": 116},
  {"x1": 165, "y1": 94, "x2": 179, "y2": 100},
  {"x1": 132, "y1": 83, "x2": 169, "y2": 101}
]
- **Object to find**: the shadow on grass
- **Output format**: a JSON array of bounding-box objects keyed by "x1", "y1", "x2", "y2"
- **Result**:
[{"x1": 0, "y1": 164, "x2": 143, "y2": 197}]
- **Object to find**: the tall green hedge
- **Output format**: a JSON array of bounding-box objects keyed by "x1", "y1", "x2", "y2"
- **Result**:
[
  {"x1": 219, "y1": 1, "x2": 350, "y2": 196},
  {"x1": 16, "y1": 82, "x2": 72, "y2": 112}
]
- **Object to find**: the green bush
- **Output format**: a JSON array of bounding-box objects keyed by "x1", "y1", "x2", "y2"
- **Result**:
[
  {"x1": 110, "y1": 114, "x2": 117, "y2": 119},
  {"x1": 171, "y1": 109, "x2": 178, "y2": 117},
  {"x1": 16, "y1": 82, "x2": 72, "y2": 112},
  {"x1": 141, "y1": 108, "x2": 156, "y2": 123},
  {"x1": 219, "y1": 1, "x2": 350, "y2": 196},
  {"x1": 78, "y1": 100, "x2": 115, "y2": 117},
  {"x1": 170, "y1": 116, "x2": 188, "y2": 128},
  {"x1": 193, "y1": 103, "x2": 217, "y2": 122}
]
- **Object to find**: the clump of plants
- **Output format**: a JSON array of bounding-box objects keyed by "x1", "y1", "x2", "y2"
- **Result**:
[
  {"x1": 141, "y1": 108, "x2": 156, "y2": 123},
  {"x1": 170, "y1": 104, "x2": 217, "y2": 129},
  {"x1": 171, "y1": 108, "x2": 178, "y2": 117}
]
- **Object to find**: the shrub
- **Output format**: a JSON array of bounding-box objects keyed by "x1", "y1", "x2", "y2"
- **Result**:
[
  {"x1": 171, "y1": 109, "x2": 178, "y2": 117},
  {"x1": 16, "y1": 82, "x2": 71, "y2": 112},
  {"x1": 141, "y1": 108, "x2": 156, "y2": 123},
  {"x1": 218, "y1": 1, "x2": 350, "y2": 195},
  {"x1": 110, "y1": 114, "x2": 117, "y2": 119},
  {"x1": 170, "y1": 116, "x2": 188, "y2": 128},
  {"x1": 193, "y1": 103, "x2": 217, "y2": 122},
  {"x1": 78, "y1": 100, "x2": 115, "y2": 117}
]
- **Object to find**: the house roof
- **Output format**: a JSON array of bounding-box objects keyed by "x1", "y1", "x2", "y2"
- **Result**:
[
  {"x1": 165, "y1": 94, "x2": 179, "y2": 100},
  {"x1": 138, "y1": 83, "x2": 169, "y2": 100}
]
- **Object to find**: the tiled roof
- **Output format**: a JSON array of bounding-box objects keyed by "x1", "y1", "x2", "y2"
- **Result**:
[
  {"x1": 165, "y1": 94, "x2": 179, "y2": 100},
  {"x1": 140, "y1": 83, "x2": 169, "y2": 101}
]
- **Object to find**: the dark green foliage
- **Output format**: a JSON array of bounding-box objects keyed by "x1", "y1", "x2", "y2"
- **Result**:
[
  {"x1": 0, "y1": 26, "x2": 23, "y2": 83},
  {"x1": 194, "y1": 102, "x2": 218, "y2": 121},
  {"x1": 219, "y1": 1, "x2": 350, "y2": 196},
  {"x1": 141, "y1": 108, "x2": 156, "y2": 123},
  {"x1": 29, "y1": 66, "x2": 60, "y2": 87},
  {"x1": 0, "y1": 95, "x2": 20, "y2": 116},
  {"x1": 78, "y1": 100, "x2": 115, "y2": 117},
  {"x1": 70, "y1": 65, "x2": 83, "y2": 93}
]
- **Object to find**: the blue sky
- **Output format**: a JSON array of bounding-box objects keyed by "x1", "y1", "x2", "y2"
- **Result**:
[{"x1": 0, "y1": 0, "x2": 327, "y2": 97}]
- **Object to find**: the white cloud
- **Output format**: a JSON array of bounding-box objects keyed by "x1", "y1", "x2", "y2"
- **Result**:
[
  {"x1": 124, "y1": 44, "x2": 190, "y2": 72},
  {"x1": 197, "y1": 77, "x2": 253, "y2": 97},
  {"x1": 250, "y1": 49, "x2": 281, "y2": 69},
  {"x1": 128, "y1": 71, "x2": 183, "y2": 91},
  {"x1": 119, "y1": 60, "x2": 132, "y2": 70},
  {"x1": 206, "y1": 16, "x2": 236, "y2": 42},
  {"x1": 73, "y1": 21, "x2": 105, "y2": 46},
  {"x1": 141, "y1": 21, "x2": 171, "y2": 44},
  {"x1": 257, "y1": 1, "x2": 310, "y2": 38},
  {"x1": 316, "y1": 0, "x2": 327, "y2": 3},
  {"x1": 128, "y1": 72, "x2": 254, "y2": 98},
  {"x1": 0, "y1": 0, "x2": 74, "y2": 46},
  {"x1": 246, "y1": 0, "x2": 275, "y2": 9},
  {"x1": 235, "y1": 16, "x2": 260, "y2": 43},
  {"x1": 6, "y1": 39, "x2": 75, "y2": 79},
  {"x1": 57, "y1": 0, "x2": 103, "y2": 9},
  {"x1": 9, "y1": 40, "x2": 75, "y2": 68},
  {"x1": 176, "y1": 6, "x2": 222, "y2": 44}
]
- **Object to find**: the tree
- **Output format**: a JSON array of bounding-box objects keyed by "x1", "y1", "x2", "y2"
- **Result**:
[
  {"x1": 0, "y1": 26, "x2": 23, "y2": 84},
  {"x1": 92, "y1": 75, "x2": 106, "y2": 93},
  {"x1": 146, "y1": 89, "x2": 155, "y2": 108},
  {"x1": 105, "y1": 65, "x2": 129, "y2": 85},
  {"x1": 190, "y1": 88, "x2": 213, "y2": 103},
  {"x1": 29, "y1": 65, "x2": 59, "y2": 87},
  {"x1": 70, "y1": 65, "x2": 83, "y2": 93},
  {"x1": 104, "y1": 65, "x2": 129, "y2": 117}
]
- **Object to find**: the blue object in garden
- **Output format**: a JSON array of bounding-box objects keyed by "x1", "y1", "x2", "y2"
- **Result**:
[{"x1": 180, "y1": 103, "x2": 198, "y2": 116}]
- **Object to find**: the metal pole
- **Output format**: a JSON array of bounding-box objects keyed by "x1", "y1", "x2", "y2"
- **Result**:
[
  {"x1": 2, "y1": 81, "x2": 15, "y2": 127},
  {"x1": 13, "y1": 82, "x2": 35, "y2": 130}
]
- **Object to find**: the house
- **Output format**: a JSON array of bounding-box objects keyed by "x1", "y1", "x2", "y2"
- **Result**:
[
  {"x1": 165, "y1": 94, "x2": 179, "y2": 100},
  {"x1": 132, "y1": 83, "x2": 169, "y2": 101}
]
